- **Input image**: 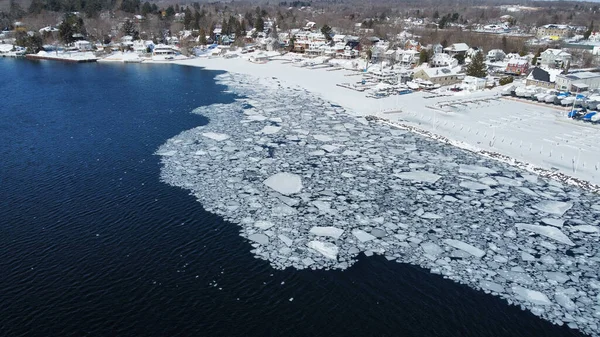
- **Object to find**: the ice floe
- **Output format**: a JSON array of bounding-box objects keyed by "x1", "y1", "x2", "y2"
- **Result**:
[{"x1": 157, "y1": 72, "x2": 600, "y2": 337}]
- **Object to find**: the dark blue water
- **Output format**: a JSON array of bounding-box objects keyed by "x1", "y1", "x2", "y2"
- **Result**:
[{"x1": 0, "y1": 59, "x2": 587, "y2": 337}]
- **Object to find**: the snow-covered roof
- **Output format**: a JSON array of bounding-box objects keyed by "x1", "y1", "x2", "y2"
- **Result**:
[
  {"x1": 420, "y1": 67, "x2": 459, "y2": 78},
  {"x1": 444, "y1": 43, "x2": 469, "y2": 52},
  {"x1": 542, "y1": 48, "x2": 570, "y2": 57}
]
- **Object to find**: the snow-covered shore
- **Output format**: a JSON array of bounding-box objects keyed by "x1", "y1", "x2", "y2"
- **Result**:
[
  {"x1": 157, "y1": 72, "x2": 600, "y2": 337},
  {"x1": 170, "y1": 55, "x2": 600, "y2": 187}
]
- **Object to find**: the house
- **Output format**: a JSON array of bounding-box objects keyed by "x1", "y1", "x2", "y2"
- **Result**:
[
  {"x1": 505, "y1": 59, "x2": 529, "y2": 75},
  {"x1": 487, "y1": 49, "x2": 506, "y2": 62},
  {"x1": 404, "y1": 39, "x2": 421, "y2": 51},
  {"x1": 413, "y1": 67, "x2": 462, "y2": 86},
  {"x1": 443, "y1": 43, "x2": 469, "y2": 57},
  {"x1": 538, "y1": 49, "x2": 571, "y2": 68},
  {"x1": 430, "y1": 52, "x2": 458, "y2": 67},
  {"x1": 73, "y1": 40, "x2": 92, "y2": 51},
  {"x1": 555, "y1": 72, "x2": 600, "y2": 91},
  {"x1": 397, "y1": 49, "x2": 419, "y2": 66},
  {"x1": 461, "y1": 76, "x2": 487, "y2": 91},
  {"x1": 431, "y1": 43, "x2": 443, "y2": 54},
  {"x1": 536, "y1": 24, "x2": 572, "y2": 39},
  {"x1": 525, "y1": 67, "x2": 562, "y2": 89}
]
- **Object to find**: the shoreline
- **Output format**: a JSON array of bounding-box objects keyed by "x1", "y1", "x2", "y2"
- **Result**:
[
  {"x1": 167, "y1": 56, "x2": 600, "y2": 189},
  {"x1": 157, "y1": 71, "x2": 600, "y2": 337}
]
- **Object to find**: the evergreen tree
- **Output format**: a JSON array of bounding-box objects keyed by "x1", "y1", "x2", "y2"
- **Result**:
[
  {"x1": 58, "y1": 13, "x2": 85, "y2": 44},
  {"x1": 221, "y1": 18, "x2": 228, "y2": 35},
  {"x1": 151, "y1": 3, "x2": 158, "y2": 13},
  {"x1": 122, "y1": 19, "x2": 138, "y2": 38},
  {"x1": 199, "y1": 27, "x2": 207, "y2": 44},
  {"x1": 418, "y1": 49, "x2": 430, "y2": 64},
  {"x1": 584, "y1": 21, "x2": 594, "y2": 40},
  {"x1": 321, "y1": 24, "x2": 333, "y2": 41},
  {"x1": 466, "y1": 52, "x2": 487, "y2": 78},
  {"x1": 254, "y1": 16, "x2": 264, "y2": 34},
  {"x1": 183, "y1": 8, "x2": 192, "y2": 29},
  {"x1": 28, "y1": 0, "x2": 44, "y2": 14},
  {"x1": 165, "y1": 6, "x2": 175, "y2": 17},
  {"x1": 141, "y1": 2, "x2": 152, "y2": 16}
]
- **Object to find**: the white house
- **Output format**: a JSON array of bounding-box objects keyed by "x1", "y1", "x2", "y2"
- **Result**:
[
  {"x1": 487, "y1": 49, "x2": 506, "y2": 62},
  {"x1": 443, "y1": 43, "x2": 469, "y2": 56},
  {"x1": 461, "y1": 76, "x2": 487, "y2": 91},
  {"x1": 397, "y1": 49, "x2": 419, "y2": 66},
  {"x1": 555, "y1": 71, "x2": 600, "y2": 91},
  {"x1": 430, "y1": 52, "x2": 459, "y2": 67},
  {"x1": 74, "y1": 40, "x2": 92, "y2": 51},
  {"x1": 538, "y1": 49, "x2": 571, "y2": 68}
]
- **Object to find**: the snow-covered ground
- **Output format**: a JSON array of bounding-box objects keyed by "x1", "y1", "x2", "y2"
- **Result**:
[
  {"x1": 172, "y1": 55, "x2": 600, "y2": 186},
  {"x1": 27, "y1": 50, "x2": 97, "y2": 61}
]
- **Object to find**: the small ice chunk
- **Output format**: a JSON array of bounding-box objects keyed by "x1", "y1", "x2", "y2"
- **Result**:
[
  {"x1": 201, "y1": 132, "x2": 230, "y2": 141},
  {"x1": 541, "y1": 218, "x2": 564, "y2": 227},
  {"x1": 555, "y1": 292, "x2": 577, "y2": 310},
  {"x1": 480, "y1": 281, "x2": 505, "y2": 293},
  {"x1": 421, "y1": 242, "x2": 444, "y2": 256},
  {"x1": 521, "y1": 252, "x2": 536, "y2": 262},
  {"x1": 394, "y1": 171, "x2": 441, "y2": 184},
  {"x1": 156, "y1": 150, "x2": 177, "y2": 156},
  {"x1": 263, "y1": 173, "x2": 303, "y2": 195},
  {"x1": 458, "y1": 164, "x2": 497, "y2": 175},
  {"x1": 260, "y1": 125, "x2": 282, "y2": 134},
  {"x1": 309, "y1": 226, "x2": 344, "y2": 240},
  {"x1": 533, "y1": 201, "x2": 573, "y2": 216},
  {"x1": 459, "y1": 181, "x2": 490, "y2": 191},
  {"x1": 321, "y1": 145, "x2": 339, "y2": 153},
  {"x1": 279, "y1": 234, "x2": 293, "y2": 247},
  {"x1": 570, "y1": 225, "x2": 599, "y2": 233},
  {"x1": 248, "y1": 233, "x2": 269, "y2": 245},
  {"x1": 443, "y1": 239, "x2": 486, "y2": 258},
  {"x1": 313, "y1": 134, "x2": 333, "y2": 142},
  {"x1": 352, "y1": 230, "x2": 376, "y2": 243},
  {"x1": 544, "y1": 272, "x2": 570, "y2": 284},
  {"x1": 512, "y1": 286, "x2": 552, "y2": 305},
  {"x1": 515, "y1": 223, "x2": 575, "y2": 246},
  {"x1": 254, "y1": 220, "x2": 275, "y2": 230},
  {"x1": 307, "y1": 241, "x2": 339, "y2": 260}
]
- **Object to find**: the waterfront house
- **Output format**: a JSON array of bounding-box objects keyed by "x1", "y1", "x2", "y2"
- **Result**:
[
  {"x1": 487, "y1": 49, "x2": 506, "y2": 62},
  {"x1": 525, "y1": 67, "x2": 561, "y2": 89},
  {"x1": 443, "y1": 43, "x2": 469, "y2": 57},
  {"x1": 538, "y1": 49, "x2": 571, "y2": 68},
  {"x1": 413, "y1": 67, "x2": 462, "y2": 86},
  {"x1": 430, "y1": 52, "x2": 459, "y2": 68},
  {"x1": 505, "y1": 59, "x2": 529, "y2": 75},
  {"x1": 555, "y1": 72, "x2": 600, "y2": 91}
]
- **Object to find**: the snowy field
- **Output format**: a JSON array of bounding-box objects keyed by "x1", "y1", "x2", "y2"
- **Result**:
[
  {"x1": 157, "y1": 72, "x2": 600, "y2": 337},
  {"x1": 173, "y1": 56, "x2": 600, "y2": 187}
]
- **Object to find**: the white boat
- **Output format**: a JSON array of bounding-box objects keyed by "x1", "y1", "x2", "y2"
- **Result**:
[
  {"x1": 544, "y1": 94, "x2": 556, "y2": 103},
  {"x1": 561, "y1": 97, "x2": 575, "y2": 106}
]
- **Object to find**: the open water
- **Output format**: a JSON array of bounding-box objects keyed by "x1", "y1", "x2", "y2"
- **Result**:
[{"x1": 0, "y1": 58, "x2": 587, "y2": 337}]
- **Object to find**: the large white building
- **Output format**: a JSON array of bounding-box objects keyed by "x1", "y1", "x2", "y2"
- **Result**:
[{"x1": 555, "y1": 72, "x2": 600, "y2": 91}]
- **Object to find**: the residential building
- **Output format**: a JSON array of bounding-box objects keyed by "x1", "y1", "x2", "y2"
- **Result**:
[
  {"x1": 487, "y1": 49, "x2": 506, "y2": 62},
  {"x1": 525, "y1": 67, "x2": 562, "y2": 89},
  {"x1": 538, "y1": 49, "x2": 571, "y2": 68},
  {"x1": 430, "y1": 52, "x2": 459, "y2": 67},
  {"x1": 397, "y1": 49, "x2": 419, "y2": 66},
  {"x1": 505, "y1": 59, "x2": 529, "y2": 75},
  {"x1": 404, "y1": 39, "x2": 421, "y2": 51},
  {"x1": 413, "y1": 67, "x2": 462, "y2": 86},
  {"x1": 443, "y1": 43, "x2": 469, "y2": 57},
  {"x1": 461, "y1": 76, "x2": 487, "y2": 91},
  {"x1": 536, "y1": 24, "x2": 572, "y2": 39},
  {"x1": 555, "y1": 72, "x2": 600, "y2": 91}
]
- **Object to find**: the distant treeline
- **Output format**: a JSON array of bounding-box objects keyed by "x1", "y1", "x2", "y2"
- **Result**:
[
  {"x1": 26, "y1": 0, "x2": 161, "y2": 17},
  {"x1": 278, "y1": 1, "x2": 311, "y2": 8}
]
